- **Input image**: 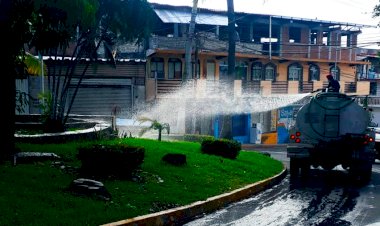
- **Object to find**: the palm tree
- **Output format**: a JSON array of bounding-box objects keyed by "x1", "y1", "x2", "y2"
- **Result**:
[{"x1": 137, "y1": 117, "x2": 170, "y2": 141}]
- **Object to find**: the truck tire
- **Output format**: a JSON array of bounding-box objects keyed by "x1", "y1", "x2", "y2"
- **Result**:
[
  {"x1": 289, "y1": 158, "x2": 300, "y2": 176},
  {"x1": 360, "y1": 162, "x2": 372, "y2": 183},
  {"x1": 349, "y1": 161, "x2": 372, "y2": 184}
]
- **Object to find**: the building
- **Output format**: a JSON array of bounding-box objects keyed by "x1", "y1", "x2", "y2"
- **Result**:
[
  {"x1": 144, "y1": 3, "x2": 372, "y2": 143},
  {"x1": 356, "y1": 48, "x2": 380, "y2": 126},
  {"x1": 17, "y1": 3, "x2": 374, "y2": 143}
]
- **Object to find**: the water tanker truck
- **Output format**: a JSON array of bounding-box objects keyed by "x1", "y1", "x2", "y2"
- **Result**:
[{"x1": 287, "y1": 91, "x2": 376, "y2": 182}]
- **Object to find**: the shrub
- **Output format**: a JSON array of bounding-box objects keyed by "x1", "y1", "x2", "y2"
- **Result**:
[
  {"x1": 201, "y1": 139, "x2": 241, "y2": 159},
  {"x1": 183, "y1": 134, "x2": 215, "y2": 143},
  {"x1": 162, "y1": 153, "x2": 187, "y2": 166},
  {"x1": 77, "y1": 143, "x2": 145, "y2": 178}
]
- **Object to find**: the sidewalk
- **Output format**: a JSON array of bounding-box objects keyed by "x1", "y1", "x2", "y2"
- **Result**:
[{"x1": 242, "y1": 143, "x2": 288, "y2": 150}]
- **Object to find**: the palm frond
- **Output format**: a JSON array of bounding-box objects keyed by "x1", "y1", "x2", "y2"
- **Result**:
[
  {"x1": 24, "y1": 53, "x2": 47, "y2": 76},
  {"x1": 163, "y1": 123, "x2": 170, "y2": 134},
  {"x1": 138, "y1": 126, "x2": 151, "y2": 137},
  {"x1": 137, "y1": 116, "x2": 154, "y2": 124}
]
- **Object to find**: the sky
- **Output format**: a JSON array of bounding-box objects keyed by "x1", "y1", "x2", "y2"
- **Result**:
[{"x1": 148, "y1": 0, "x2": 380, "y2": 49}]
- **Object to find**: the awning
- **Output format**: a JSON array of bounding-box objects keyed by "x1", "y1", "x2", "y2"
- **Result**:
[{"x1": 154, "y1": 9, "x2": 228, "y2": 26}]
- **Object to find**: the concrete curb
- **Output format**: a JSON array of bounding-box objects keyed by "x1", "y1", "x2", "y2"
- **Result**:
[{"x1": 101, "y1": 166, "x2": 288, "y2": 226}]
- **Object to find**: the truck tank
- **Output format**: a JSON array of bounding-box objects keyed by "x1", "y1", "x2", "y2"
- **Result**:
[
  {"x1": 287, "y1": 92, "x2": 375, "y2": 183},
  {"x1": 296, "y1": 92, "x2": 369, "y2": 142}
]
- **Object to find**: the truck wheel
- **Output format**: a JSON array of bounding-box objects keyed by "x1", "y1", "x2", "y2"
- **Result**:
[
  {"x1": 289, "y1": 158, "x2": 300, "y2": 176},
  {"x1": 360, "y1": 163, "x2": 372, "y2": 183},
  {"x1": 300, "y1": 161, "x2": 310, "y2": 177},
  {"x1": 349, "y1": 161, "x2": 372, "y2": 184}
]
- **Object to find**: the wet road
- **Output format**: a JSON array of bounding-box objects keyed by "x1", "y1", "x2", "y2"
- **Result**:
[{"x1": 184, "y1": 147, "x2": 380, "y2": 226}]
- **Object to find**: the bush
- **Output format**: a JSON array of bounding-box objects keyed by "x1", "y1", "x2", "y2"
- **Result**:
[
  {"x1": 201, "y1": 139, "x2": 241, "y2": 159},
  {"x1": 183, "y1": 134, "x2": 215, "y2": 143},
  {"x1": 162, "y1": 153, "x2": 187, "y2": 166},
  {"x1": 77, "y1": 143, "x2": 145, "y2": 178}
]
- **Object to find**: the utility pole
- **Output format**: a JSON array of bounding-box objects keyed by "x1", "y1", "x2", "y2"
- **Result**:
[
  {"x1": 184, "y1": 0, "x2": 198, "y2": 81},
  {"x1": 334, "y1": 29, "x2": 339, "y2": 80},
  {"x1": 269, "y1": 16, "x2": 272, "y2": 61},
  {"x1": 219, "y1": 0, "x2": 236, "y2": 140},
  {"x1": 227, "y1": 0, "x2": 236, "y2": 81}
]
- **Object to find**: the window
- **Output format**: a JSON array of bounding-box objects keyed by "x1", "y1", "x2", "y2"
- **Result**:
[
  {"x1": 236, "y1": 61, "x2": 248, "y2": 80},
  {"x1": 168, "y1": 58, "x2": 182, "y2": 79},
  {"x1": 310, "y1": 32, "x2": 317, "y2": 45},
  {"x1": 264, "y1": 63, "x2": 276, "y2": 81},
  {"x1": 329, "y1": 65, "x2": 340, "y2": 80},
  {"x1": 150, "y1": 58, "x2": 164, "y2": 79},
  {"x1": 370, "y1": 82, "x2": 377, "y2": 96},
  {"x1": 308, "y1": 64, "x2": 320, "y2": 81},
  {"x1": 288, "y1": 63, "x2": 303, "y2": 81},
  {"x1": 251, "y1": 62, "x2": 263, "y2": 80},
  {"x1": 289, "y1": 27, "x2": 301, "y2": 43},
  {"x1": 207, "y1": 62, "x2": 215, "y2": 80}
]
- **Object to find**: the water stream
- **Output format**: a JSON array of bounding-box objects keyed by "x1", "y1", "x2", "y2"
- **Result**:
[{"x1": 118, "y1": 81, "x2": 311, "y2": 136}]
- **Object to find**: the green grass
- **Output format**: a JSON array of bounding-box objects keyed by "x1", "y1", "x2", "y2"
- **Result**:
[{"x1": 0, "y1": 138, "x2": 284, "y2": 226}]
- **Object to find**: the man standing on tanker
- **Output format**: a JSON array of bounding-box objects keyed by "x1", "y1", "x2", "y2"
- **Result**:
[{"x1": 327, "y1": 74, "x2": 340, "y2": 92}]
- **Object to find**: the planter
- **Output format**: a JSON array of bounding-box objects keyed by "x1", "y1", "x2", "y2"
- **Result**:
[{"x1": 15, "y1": 114, "x2": 114, "y2": 143}]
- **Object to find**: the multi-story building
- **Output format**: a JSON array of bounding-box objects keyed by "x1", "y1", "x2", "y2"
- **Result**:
[
  {"x1": 356, "y1": 48, "x2": 380, "y2": 126},
  {"x1": 144, "y1": 3, "x2": 372, "y2": 143},
  {"x1": 18, "y1": 3, "x2": 374, "y2": 144}
]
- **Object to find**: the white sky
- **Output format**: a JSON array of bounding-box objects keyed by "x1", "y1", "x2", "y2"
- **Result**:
[{"x1": 148, "y1": 0, "x2": 380, "y2": 49}]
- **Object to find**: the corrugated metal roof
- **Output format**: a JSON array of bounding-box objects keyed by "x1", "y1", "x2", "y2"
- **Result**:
[{"x1": 154, "y1": 9, "x2": 228, "y2": 26}]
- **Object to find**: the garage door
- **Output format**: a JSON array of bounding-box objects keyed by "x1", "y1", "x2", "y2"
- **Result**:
[{"x1": 68, "y1": 78, "x2": 132, "y2": 116}]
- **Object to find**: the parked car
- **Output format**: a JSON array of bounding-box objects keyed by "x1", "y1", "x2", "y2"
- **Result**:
[{"x1": 369, "y1": 127, "x2": 380, "y2": 160}]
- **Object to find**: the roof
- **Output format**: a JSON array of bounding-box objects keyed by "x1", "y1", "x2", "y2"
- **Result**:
[
  {"x1": 154, "y1": 8, "x2": 228, "y2": 26},
  {"x1": 151, "y1": 3, "x2": 375, "y2": 30}
]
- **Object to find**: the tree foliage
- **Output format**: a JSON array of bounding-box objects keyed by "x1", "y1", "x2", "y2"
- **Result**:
[
  {"x1": 1, "y1": 0, "x2": 154, "y2": 163},
  {"x1": 27, "y1": 0, "x2": 154, "y2": 132}
]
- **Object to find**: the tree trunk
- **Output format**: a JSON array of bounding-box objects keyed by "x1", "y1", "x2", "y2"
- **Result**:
[
  {"x1": 1, "y1": 55, "x2": 16, "y2": 162},
  {"x1": 0, "y1": 0, "x2": 16, "y2": 163},
  {"x1": 158, "y1": 129, "x2": 162, "y2": 141},
  {"x1": 184, "y1": 0, "x2": 198, "y2": 81}
]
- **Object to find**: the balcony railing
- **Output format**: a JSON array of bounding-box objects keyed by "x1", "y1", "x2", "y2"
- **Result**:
[
  {"x1": 345, "y1": 82, "x2": 356, "y2": 93},
  {"x1": 156, "y1": 79, "x2": 182, "y2": 96},
  {"x1": 242, "y1": 81, "x2": 261, "y2": 94},
  {"x1": 301, "y1": 82, "x2": 313, "y2": 93},
  {"x1": 272, "y1": 81, "x2": 288, "y2": 94},
  {"x1": 356, "y1": 96, "x2": 380, "y2": 106},
  {"x1": 153, "y1": 79, "x2": 370, "y2": 99},
  {"x1": 149, "y1": 33, "x2": 262, "y2": 55}
]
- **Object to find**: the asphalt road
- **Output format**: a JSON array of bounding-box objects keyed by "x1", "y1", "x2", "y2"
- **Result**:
[{"x1": 184, "y1": 146, "x2": 380, "y2": 226}]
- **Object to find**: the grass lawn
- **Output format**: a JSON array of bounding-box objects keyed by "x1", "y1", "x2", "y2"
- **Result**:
[{"x1": 0, "y1": 138, "x2": 284, "y2": 225}]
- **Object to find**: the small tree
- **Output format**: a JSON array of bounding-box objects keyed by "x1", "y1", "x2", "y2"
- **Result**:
[{"x1": 137, "y1": 117, "x2": 170, "y2": 141}]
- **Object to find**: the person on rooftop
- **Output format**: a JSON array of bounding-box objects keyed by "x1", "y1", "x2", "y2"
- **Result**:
[{"x1": 326, "y1": 74, "x2": 340, "y2": 92}]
